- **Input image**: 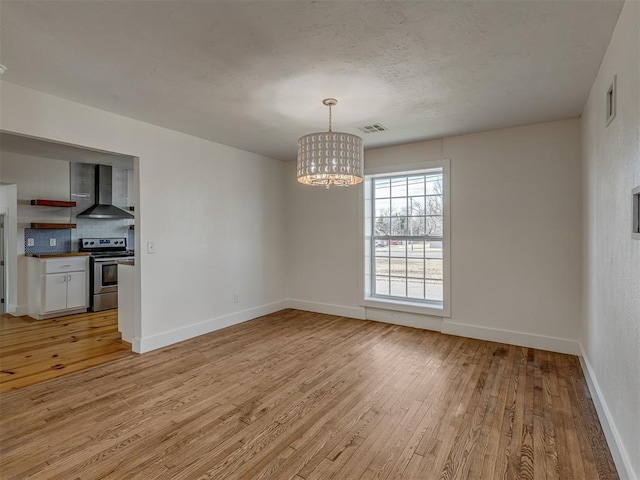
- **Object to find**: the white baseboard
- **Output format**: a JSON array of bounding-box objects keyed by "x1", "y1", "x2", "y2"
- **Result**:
[
  {"x1": 136, "y1": 300, "x2": 289, "y2": 354},
  {"x1": 579, "y1": 343, "x2": 636, "y2": 480},
  {"x1": 441, "y1": 321, "x2": 580, "y2": 355},
  {"x1": 11, "y1": 303, "x2": 28, "y2": 316},
  {"x1": 365, "y1": 307, "x2": 443, "y2": 332},
  {"x1": 132, "y1": 336, "x2": 142, "y2": 353},
  {"x1": 286, "y1": 299, "x2": 366, "y2": 320},
  {"x1": 286, "y1": 300, "x2": 579, "y2": 356}
]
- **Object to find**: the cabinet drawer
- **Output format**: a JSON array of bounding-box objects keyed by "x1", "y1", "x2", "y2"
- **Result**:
[{"x1": 43, "y1": 257, "x2": 88, "y2": 274}]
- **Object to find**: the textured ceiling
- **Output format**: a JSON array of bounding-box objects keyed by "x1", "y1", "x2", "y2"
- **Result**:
[{"x1": 0, "y1": 0, "x2": 624, "y2": 161}]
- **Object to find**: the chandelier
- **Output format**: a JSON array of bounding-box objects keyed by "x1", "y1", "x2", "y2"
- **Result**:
[{"x1": 297, "y1": 98, "x2": 364, "y2": 188}]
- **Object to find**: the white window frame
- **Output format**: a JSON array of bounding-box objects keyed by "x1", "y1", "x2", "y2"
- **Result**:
[{"x1": 359, "y1": 159, "x2": 451, "y2": 317}]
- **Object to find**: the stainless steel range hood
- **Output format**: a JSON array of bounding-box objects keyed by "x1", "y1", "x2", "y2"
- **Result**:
[{"x1": 77, "y1": 165, "x2": 134, "y2": 219}]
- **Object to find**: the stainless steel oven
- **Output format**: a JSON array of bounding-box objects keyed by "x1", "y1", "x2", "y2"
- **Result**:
[{"x1": 80, "y1": 238, "x2": 134, "y2": 312}]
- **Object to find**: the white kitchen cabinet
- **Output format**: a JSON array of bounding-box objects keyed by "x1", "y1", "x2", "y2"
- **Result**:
[
  {"x1": 27, "y1": 256, "x2": 89, "y2": 319},
  {"x1": 43, "y1": 273, "x2": 68, "y2": 312},
  {"x1": 65, "y1": 271, "x2": 88, "y2": 309}
]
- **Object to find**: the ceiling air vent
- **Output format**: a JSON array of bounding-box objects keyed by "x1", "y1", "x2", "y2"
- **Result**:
[{"x1": 357, "y1": 123, "x2": 388, "y2": 134}]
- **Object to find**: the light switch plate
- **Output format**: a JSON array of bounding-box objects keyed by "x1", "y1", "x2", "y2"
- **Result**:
[{"x1": 147, "y1": 241, "x2": 156, "y2": 254}]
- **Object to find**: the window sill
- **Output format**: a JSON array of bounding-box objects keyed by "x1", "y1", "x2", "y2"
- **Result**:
[{"x1": 361, "y1": 297, "x2": 450, "y2": 318}]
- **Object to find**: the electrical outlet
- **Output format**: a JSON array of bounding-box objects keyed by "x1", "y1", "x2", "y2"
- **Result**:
[
  {"x1": 27, "y1": 238, "x2": 35, "y2": 247},
  {"x1": 234, "y1": 293, "x2": 239, "y2": 304},
  {"x1": 49, "y1": 238, "x2": 57, "y2": 247}
]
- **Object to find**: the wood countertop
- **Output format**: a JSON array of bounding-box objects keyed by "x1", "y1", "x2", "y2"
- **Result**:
[{"x1": 26, "y1": 252, "x2": 91, "y2": 258}]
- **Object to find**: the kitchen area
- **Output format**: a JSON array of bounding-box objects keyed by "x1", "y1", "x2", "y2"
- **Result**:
[{"x1": 0, "y1": 132, "x2": 137, "y2": 391}]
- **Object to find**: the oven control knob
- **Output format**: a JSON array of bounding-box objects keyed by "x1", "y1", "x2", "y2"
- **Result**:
[{"x1": 90, "y1": 241, "x2": 95, "y2": 245}]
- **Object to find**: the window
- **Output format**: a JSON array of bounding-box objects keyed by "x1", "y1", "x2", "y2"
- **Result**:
[{"x1": 362, "y1": 161, "x2": 450, "y2": 317}]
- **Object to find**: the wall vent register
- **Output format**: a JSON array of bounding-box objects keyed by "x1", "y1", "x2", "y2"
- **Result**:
[
  {"x1": 606, "y1": 75, "x2": 616, "y2": 126},
  {"x1": 633, "y1": 186, "x2": 640, "y2": 240},
  {"x1": 358, "y1": 123, "x2": 388, "y2": 134}
]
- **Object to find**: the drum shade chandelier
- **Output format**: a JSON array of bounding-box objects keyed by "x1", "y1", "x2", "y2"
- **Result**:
[{"x1": 297, "y1": 98, "x2": 364, "y2": 188}]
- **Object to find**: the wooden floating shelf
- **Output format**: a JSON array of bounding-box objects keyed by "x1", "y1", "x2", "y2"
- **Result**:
[
  {"x1": 31, "y1": 199, "x2": 77, "y2": 207},
  {"x1": 30, "y1": 223, "x2": 77, "y2": 229}
]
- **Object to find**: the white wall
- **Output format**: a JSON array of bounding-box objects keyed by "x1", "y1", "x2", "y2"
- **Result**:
[
  {"x1": 441, "y1": 120, "x2": 582, "y2": 347},
  {"x1": 0, "y1": 81, "x2": 288, "y2": 353},
  {"x1": 0, "y1": 153, "x2": 70, "y2": 237},
  {"x1": 581, "y1": 1, "x2": 639, "y2": 478},
  {"x1": 0, "y1": 152, "x2": 70, "y2": 312},
  {"x1": 287, "y1": 118, "x2": 583, "y2": 354}
]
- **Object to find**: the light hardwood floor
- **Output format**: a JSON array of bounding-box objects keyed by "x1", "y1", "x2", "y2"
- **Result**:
[
  {"x1": 0, "y1": 309, "x2": 618, "y2": 479},
  {"x1": 0, "y1": 311, "x2": 132, "y2": 393}
]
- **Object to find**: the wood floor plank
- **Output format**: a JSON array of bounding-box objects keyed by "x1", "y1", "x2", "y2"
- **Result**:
[
  {"x1": 0, "y1": 311, "x2": 132, "y2": 393},
  {"x1": 275, "y1": 340, "x2": 407, "y2": 479},
  {"x1": 1, "y1": 330, "x2": 124, "y2": 370},
  {"x1": 0, "y1": 309, "x2": 619, "y2": 479},
  {"x1": 438, "y1": 342, "x2": 504, "y2": 480},
  {"x1": 533, "y1": 349, "x2": 551, "y2": 480},
  {"x1": 465, "y1": 344, "x2": 509, "y2": 479}
]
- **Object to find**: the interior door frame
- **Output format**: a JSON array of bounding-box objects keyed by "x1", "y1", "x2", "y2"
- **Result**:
[{"x1": 0, "y1": 213, "x2": 5, "y2": 313}]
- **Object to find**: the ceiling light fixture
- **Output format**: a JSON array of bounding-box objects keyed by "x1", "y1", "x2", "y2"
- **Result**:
[{"x1": 297, "y1": 98, "x2": 364, "y2": 188}]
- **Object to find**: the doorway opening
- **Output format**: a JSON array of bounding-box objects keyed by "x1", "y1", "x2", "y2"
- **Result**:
[
  {"x1": 0, "y1": 130, "x2": 140, "y2": 390},
  {"x1": 1, "y1": 213, "x2": 5, "y2": 314}
]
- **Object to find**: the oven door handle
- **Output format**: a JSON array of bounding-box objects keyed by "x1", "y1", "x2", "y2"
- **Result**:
[{"x1": 93, "y1": 258, "x2": 130, "y2": 263}]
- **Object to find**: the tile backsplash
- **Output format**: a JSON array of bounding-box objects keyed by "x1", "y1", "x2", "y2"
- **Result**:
[
  {"x1": 25, "y1": 223, "x2": 135, "y2": 253},
  {"x1": 71, "y1": 219, "x2": 132, "y2": 250},
  {"x1": 24, "y1": 228, "x2": 72, "y2": 255},
  {"x1": 127, "y1": 228, "x2": 135, "y2": 250},
  {"x1": 69, "y1": 162, "x2": 135, "y2": 251}
]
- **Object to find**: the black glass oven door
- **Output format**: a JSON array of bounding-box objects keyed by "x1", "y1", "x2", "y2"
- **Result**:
[{"x1": 101, "y1": 263, "x2": 118, "y2": 287}]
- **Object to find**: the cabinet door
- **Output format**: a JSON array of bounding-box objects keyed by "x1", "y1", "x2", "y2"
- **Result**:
[
  {"x1": 43, "y1": 273, "x2": 68, "y2": 313},
  {"x1": 66, "y1": 271, "x2": 88, "y2": 309}
]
